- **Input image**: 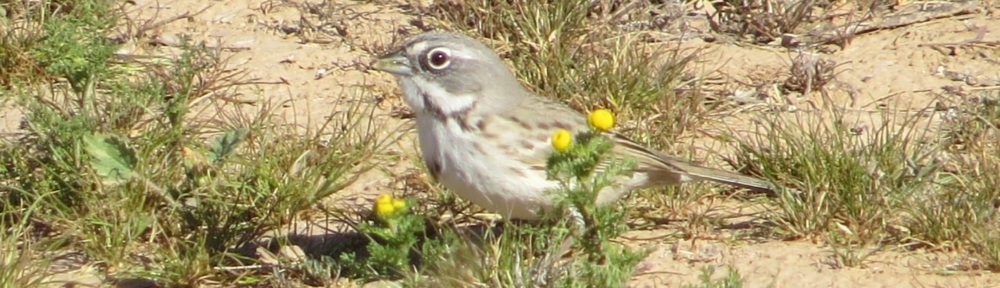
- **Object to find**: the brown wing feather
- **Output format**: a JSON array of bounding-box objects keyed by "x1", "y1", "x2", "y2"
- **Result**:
[
  {"x1": 608, "y1": 133, "x2": 775, "y2": 194},
  {"x1": 508, "y1": 95, "x2": 774, "y2": 194}
]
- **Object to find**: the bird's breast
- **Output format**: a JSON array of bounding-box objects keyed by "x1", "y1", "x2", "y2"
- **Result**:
[{"x1": 415, "y1": 114, "x2": 556, "y2": 219}]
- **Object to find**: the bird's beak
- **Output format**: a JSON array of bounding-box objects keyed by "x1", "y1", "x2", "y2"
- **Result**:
[{"x1": 372, "y1": 51, "x2": 413, "y2": 76}]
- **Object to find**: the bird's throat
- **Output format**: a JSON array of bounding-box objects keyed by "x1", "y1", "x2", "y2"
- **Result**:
[{"x1": 402, "y1": 78, "x2": 478, "y2": 124}]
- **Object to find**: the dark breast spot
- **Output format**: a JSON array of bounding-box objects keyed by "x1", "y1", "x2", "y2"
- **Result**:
[
  {"x1": 520, "y1": 139, "x2": 534, "y2": 150},
  {"x1": 509, "y1": 167, "x2": 527, "y2": 177},
  {"x1": 553, "y1": 121, "x2": 573, "y2": 130},
  {"x1": 483, "y1": 131, "x2": 501, "y2": 140},
  {"x1": 510, "y1": 116, "x2": 531, "y2": 129},
  {"x1": 473, "y1": 141, "x2": 488, "y2": 154},
  {"x1": 497, "y1": 143, "x2": 513, "y2": 152}
]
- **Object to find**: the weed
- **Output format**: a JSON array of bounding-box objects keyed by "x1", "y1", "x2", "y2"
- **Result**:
[
  {"x1": 909, "y1": 90, "x2": 1000, "y2": 268},
  {"x1": 1, "y1": 0, "x2": 117, "y2": 88},
  {"x1": 971, "y1": 228, "x2": 1000, "y2": 271},
  {"x1": 30, "y1": 0, "x2": 117, "y2": 94},
  {"x1": 732, "y1": 60, "x2": 1000, "y2": 270},
  {"x1": 298, "y1": 255, "x2": 343, "y2": 286},
  {"x1": 0, "y1": 182, "x2": 51, "y2": 288},
  {"x1": 340, "y1": 195, "x2": 425, "y2": 280},
  {"x1": 709, "y1": 0, "x2": 819, "y2": 43},
  {"x1": 828, "y1": 230, "x2": 883, "y2": 268},
  {"x1": 731, "y1": 105, "x2": 938, "y2": 248},
  {"x1": 546, "y1": 118, "x2": 645, "y2": 287},
  {"x1": 684, "y1": 265, "x2": 743, "y2": 288},
  {"x1": 0, "y1": 1, "x2": 393, "y2": 285}
]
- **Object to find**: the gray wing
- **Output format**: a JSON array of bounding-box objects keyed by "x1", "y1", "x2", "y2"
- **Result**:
[
  {"x1": 501, "y1": 95, "x2": 775, "y2": 194},
  {"x1": 608, "y1": 133, "x2": 775, "y2": 194}
]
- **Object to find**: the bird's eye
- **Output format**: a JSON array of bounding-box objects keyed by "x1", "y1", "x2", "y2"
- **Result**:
[{"x1": 426, "y1": 48, "x2": 451, "y2": 70}]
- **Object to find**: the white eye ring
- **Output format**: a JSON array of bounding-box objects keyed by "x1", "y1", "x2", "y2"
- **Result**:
[{"x1": 426, "y1": 48, "x2": 451, "y2": 70}]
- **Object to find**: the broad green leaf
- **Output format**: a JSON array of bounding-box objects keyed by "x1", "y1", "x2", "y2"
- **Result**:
[
  {"x1": 84, "y1": 134, "x2": 137, "y2": 185},
  {"x1": 208, "y1": 128, "x2": 249, "y2": 164}
]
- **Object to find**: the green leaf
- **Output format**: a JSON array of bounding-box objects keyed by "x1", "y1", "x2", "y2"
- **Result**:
[
  {"x1": 84, "y1": 134, "x2": 137, "y2": 185},
  {"x1": 208, "y1": 128, "x2": 249, "y2": 164}
]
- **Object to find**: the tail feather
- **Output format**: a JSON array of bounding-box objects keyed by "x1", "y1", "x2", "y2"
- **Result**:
[
  {"x1": 670, "y1": 160, "x2": 775, "y2": 195},
  {"x1": 609, "y1": 133, "x2": 775, "y2": 195}
]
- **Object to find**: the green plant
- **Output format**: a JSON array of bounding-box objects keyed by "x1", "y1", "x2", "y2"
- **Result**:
[
  {"x1": 546, "y1": 115, "x2": 645, "y2": 287},
  {"x1": 0, "y1": 182, "x2": 51, "y2": 288},
  {"x1": 920, "y1": 94, "x2": 1000, "y2": 267},
  {"x1": 31, "y1": 1, "x2": 117, "y2": 94},
  {"x1": 1, "y1": 0, "x2": 119, "y2": 89},
  {"x1": 297, "y1": 255, "x2": 342, "y2": 286},
  {"x1": 684, "y1": 265, "x2": 743, "y2": 288},
  {"x1": 2, "y1": 16, "x2": 393, "y2": 287},
  {"x1": 340, "y1": 194, "x2": 425, "y2": 280},
  {"x1": 731, "y1": 105, "x2": 938, "y2": 253}
]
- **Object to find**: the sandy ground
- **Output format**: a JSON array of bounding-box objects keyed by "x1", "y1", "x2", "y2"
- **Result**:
[{"x1": 4, "y1": 0, "x2": 1000, "y2": 286}]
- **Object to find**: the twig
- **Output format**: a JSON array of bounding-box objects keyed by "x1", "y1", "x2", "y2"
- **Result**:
[
  {"x1": 114, "y1": 4, "x2": 213, "y2": 42},
  {"x1": 213, "y1": 264, "x2": 265, "y2": 271},
  {"x1": 809, "y1": 2, "x2": 983, "y2": 46},
  {"x1": 140, "y1": 5, "x2": 212, "y2": 36}
]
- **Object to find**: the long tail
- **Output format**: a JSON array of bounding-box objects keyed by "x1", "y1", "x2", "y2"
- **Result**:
[
  {"x1": 667, "y1": 159, "x2": 775, "y2": 195},
  {"x1": 609, "y1": 133, "x2": 776, "y2": 195}
]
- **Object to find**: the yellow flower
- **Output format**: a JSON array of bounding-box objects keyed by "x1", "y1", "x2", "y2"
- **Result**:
[
  {"x1": 587, "y1": 109, "x2": 615, "y2": 131},
  {"x1": 374, "y1": 194, "x2": 396, "y2": 219},
  {"x1": 392, "y1": 198, "x2": 407, "y2": 211},
  {"x1": 551, "y1": 129, "x2": 573, "y2": 151}
]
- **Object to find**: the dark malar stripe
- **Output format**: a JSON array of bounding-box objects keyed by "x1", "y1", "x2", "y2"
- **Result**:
[{"x1": 420, "y1": 91, "x2": 477, "y2": 132}]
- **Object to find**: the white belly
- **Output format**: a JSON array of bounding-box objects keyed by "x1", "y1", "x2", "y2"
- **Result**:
[{"x1": 416, "y1": 116, "x2": 555, "y2": 220}]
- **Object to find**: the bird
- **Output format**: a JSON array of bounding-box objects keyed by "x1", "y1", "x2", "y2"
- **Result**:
[{"x1": 372, "y1": 32, "x2": 773, "y2": 220}]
